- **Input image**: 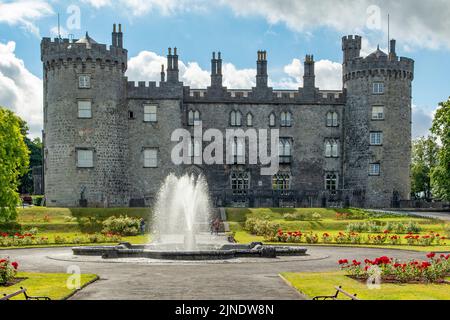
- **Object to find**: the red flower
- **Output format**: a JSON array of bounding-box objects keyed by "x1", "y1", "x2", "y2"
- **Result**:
[
  {"x1": 421, "y1": 261, "x2": 431, "y2": 269},
  {"x1": 338, "y1": 259, "x2": 349, "y2": 265},
  {"x1": 11, "y1": 262, "x2": 18, "y2": 270},
  {"x1": 352, "y1": 260, "x2": 361, "y2": 266},
  {"x1": 426, "y1": 253, "x2": 436, "y2": 259}
]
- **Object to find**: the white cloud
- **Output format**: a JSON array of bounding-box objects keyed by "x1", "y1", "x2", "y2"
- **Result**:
[
  {"x1": 0, "y1": 0, "x2": 54, "y2": 36},
  {"x1": 0, "y1": 41, "x2": 43, "y2": 138},
  {"x1": 221, "y1": 0, "x2": 450, "y2": 51},
  {"x1": 412, "y1": 105, "x2": 433, "y2": 139},
  {"x1": 82, "y1": 0, "x2": 209, "y2": 16}
]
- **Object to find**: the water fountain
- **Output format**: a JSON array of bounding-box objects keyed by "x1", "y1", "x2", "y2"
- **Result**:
[{"x1": 72, "y1": 174, "x2": 307, "y2": 260}]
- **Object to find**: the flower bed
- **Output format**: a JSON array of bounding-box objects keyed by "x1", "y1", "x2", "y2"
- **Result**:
[
  {"x1": 0, "y1": 232, "x2": 122, "y2": 248},
  {"x1": 0, "y1": 258, "x2": 19, "y2": 285},
  {"x1": 265, "y1": 230, "x2": 446, "y2": 247},
  {"x1": 338, "y1": 253, "x2": 450, "y2": 284}
]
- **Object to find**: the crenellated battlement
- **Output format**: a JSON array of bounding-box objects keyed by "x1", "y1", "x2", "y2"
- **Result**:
[
  {"x1": 343, "y1": 55, "x2": 414, "y2": 81},
  {"x1": 41, "y1": 36, "x2": 127, "y2": 72}
]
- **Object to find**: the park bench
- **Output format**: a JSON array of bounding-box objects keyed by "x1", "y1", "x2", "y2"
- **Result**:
[
  {"x1": 1, "y1": 287, "x2": 51, "y2": 301},
  {"x1": 313, "y1": 286, "x2": 359, "y2": 301}
]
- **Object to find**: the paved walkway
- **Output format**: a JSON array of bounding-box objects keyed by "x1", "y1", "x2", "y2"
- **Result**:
[{"x1": 0, "y1": 246, "x2": 429, "y2": 300}]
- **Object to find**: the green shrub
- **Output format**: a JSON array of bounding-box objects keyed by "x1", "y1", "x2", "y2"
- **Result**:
[
  {"x1": 32, "y1": 196, "x2": 44, "y2": 206},
  {"x1": 244, "y1": 217, "x2": 280, "y2": 239},
  {"x1": 101, "y1": 215, "x2": 141, "y2": 236},
  {"x1": 0, "y1": 222, "x2": 22, "y2": 233},
  {"x1": 406, "y1": 221, "x2": 421, "y2": 234}
]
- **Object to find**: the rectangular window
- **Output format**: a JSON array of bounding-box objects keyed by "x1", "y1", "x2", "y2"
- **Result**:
[
  {"x1": 144, "y1": 105, "x2": 157, "y2": 123},
  {"x1": 373, "y1": 82, "x2": 384, "y2": 94},
  {"x1": 372, "y1": 106, "x2": 385, "y2": 120},
  {"x1": 78, "y1": 75, "x2": 91, "y2": 89},
  {"x1": 78, "y1": 100, "x2": 92, "y2": 118},
  {"x1": 144, "y1": 149, "x2": 158, "y2": 168},
  {"x1": 77, "y1": 149, "x2": 94, "y2": 168},
  {"x1": 370, "y1": 132, "x2": 383, "y2": 145},
  {"x1": 369, "y1": 163, "x2": 381, "y2": 176}
]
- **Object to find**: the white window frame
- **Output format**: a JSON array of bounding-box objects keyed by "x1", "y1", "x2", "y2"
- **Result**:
[
  {"x1": 372, "y1": 106, "x2": 385, "y2": 120},
  {"x1": 144, "y1": 149, "x2": 158, "y2": 168},
  {"x1": 246, "y1": 113, "x2": 253, "y2": 127},
  {"x1": 269, "y1": 113, "x2": 276, "y2": 127},
  {"x1": 77, "y1": 100, "x2": 92, "y2": 118},
  {"x1": 77, "y1": 149, "x2": 94, "y2": 168},
  {"x1": 373, "y1": 82, "x2": 385, "y2": 94},
  {"x1": 326, "y1": 112, "x2": 339, "y2": 127},
  {"x1": 78, "y1": 75, "x2": 91, "y2": 89},
  {"x1": 188, "y1": 110, "x2": 201, "y2": 126},
  {"x1": 369, "y1": 163, "x2": 381, "y2": 176},
  {"x1": 281, "y1": 112, "x2": 292, "y2": 127},
  {"x1": 230, "y1": 111, "x2": 242, "y2": 127},
  {"x1": 325, "y1": 139, "x2": 339, "y2": 158},
  {"x1": 370, "y1": 132, "x2": 383, "y2": 146},
  {"x1": 144, "y1": 105, "x2": 157, "y2": 123}
]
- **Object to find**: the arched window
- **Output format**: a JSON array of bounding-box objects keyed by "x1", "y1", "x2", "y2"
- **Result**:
[
  {"x1": 281, "y1": 111, "x2": 292, "y2": 127},
  {"x1": 325, "y1": 139, "x2": 339, "y2": 158},
  {"x1": 325, "y1": 172, "x2": 338, "y2": 191},
  {"x1": 279, "y1": 138, "x2": 292, "y2": 164},
  {"x1": 326, "y1": 112, "x2": 339, "y2": 127},
  {"x1": 272, "y1": 173, "x2": 291, "y2": 192},
  {"x1": 188, "y1": 110, "x2": 201, "y2": 126},
  {"x1": 269, "y1": 113, "x2": 276, "y2": 127},
  {"x1": 246, "y1": 113, "x2": 253, "y2": 127},
  {"x1": 231, "y1": 171, "x2": 250, "y2": 195},
  {"x1": 230, "y1": 110, "x2": 242, "y2": 127}
]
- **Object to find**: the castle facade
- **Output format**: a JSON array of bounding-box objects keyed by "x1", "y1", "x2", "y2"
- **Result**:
[{"x1": 41, "y1": 25, "x2": 414, "y2": 208}]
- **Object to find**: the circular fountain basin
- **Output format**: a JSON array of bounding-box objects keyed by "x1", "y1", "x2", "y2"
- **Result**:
[{"x1": 72, "y1": 242, "x2": 308, "y2": 261}]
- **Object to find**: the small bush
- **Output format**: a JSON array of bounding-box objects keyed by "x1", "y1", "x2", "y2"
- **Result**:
[
  {"x1": 101, "y1": 215, "x2": 141, "y2": 236},
  {"x1": 32, "y1": 196, "x2": 44, "y2": 206},
  {"x1": 0, "y1": 258, "x2": 18, "y2": 285},
  {"x1": 406, "y1": 221, "x2": 422, "y2": 234},
  {"x1": 244, "y1": 217, "x2": 280, "y2": 239}
]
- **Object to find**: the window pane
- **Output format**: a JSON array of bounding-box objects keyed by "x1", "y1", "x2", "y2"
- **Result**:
[
  {"x1": 269, "y1": 114, "x2": 275, "y2": 126},
  {"x1": 236, "y1": 112, "x2": 242, "y2": 126},
  {"x1": 79, "y1": 75, "x2": 90, "y2": 88},
  {"x1": 188, "y1": 110, "x2": 194, "y2": 125},
  {"x1": 247, "y1": 114, "x2": 253, "y2": 126},
  {"x1": 332, "y1": 141, "x2": 339, "y2": 157},
  {"x1": 144, "y1": 149, "x2": 158, "y2": 167},
  {"x1": 144, "y1": 105, "x2": 157, "y2": 122},
  {"x1": 325, "y1": 141, "x2": 332, "y2": 157},
  {"x1": 372, "y1": 106, "x2": 384, "y2": 120},
  {"x1": 370, "y1": 164, "x2": 380, "y2": 175},
  {"x1": 78, "y1": 101, "x2": 92, "y2": 118},
  {"x1": 77, "y1": 150, "x2": 93, "y2": 168}
]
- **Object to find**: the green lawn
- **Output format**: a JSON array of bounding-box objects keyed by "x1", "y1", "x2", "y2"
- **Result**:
[
  {"x1": 281, "y1": 271, "x2": 450, "y2": 300},
  {"x1": 0, "y1": 272, "x2": 98, "y2": 300}
]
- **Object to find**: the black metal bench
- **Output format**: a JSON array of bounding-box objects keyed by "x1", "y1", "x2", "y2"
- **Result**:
[
  {"x1": 313, "y1": 286, "x2": 359, "y2": 301},
  {"x1": 1, "y1": 287, "x2": 51, "y2": 301}
]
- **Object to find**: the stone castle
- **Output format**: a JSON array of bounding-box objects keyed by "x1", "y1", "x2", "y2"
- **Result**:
[{"x1": 41, "y1": 24, "x2": 414, "y2": 208}]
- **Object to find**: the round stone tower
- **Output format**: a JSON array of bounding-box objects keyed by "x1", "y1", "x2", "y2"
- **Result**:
[
  {"x1": 342, "y1": 36, "x2": 414, "y2": 208},
  {"x1": 41, "y1": 24, "x2": 128, "y2": 207}
]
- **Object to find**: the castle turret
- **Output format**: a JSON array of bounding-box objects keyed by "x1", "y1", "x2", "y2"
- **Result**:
[
  {"x1": 343, "y1": 36, "x2": 414, "y2": 208},
  {"x1": 41, "y1": 24, "x2": 128, "y2": 207},
  {"x1": 342, "y1": 35, "x2": 362, "y2": 63}
]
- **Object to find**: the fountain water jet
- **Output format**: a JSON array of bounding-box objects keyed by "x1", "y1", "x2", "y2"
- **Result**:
[{"x1": 151, "y1": 173, "x2": 212, "y2": 251}]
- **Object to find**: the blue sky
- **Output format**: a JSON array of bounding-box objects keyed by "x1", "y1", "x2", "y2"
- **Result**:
[{"x1": 1, "y1": 0, "x2": 449, "y2": 138}]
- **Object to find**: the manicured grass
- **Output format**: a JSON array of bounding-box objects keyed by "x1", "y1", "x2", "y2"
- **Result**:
[
  {"x1": 0, "y1": 272, "x2": 98, "y2": 300},
  {"x1": 281, "y1": 271, "x2": 450, "y2": 300}
]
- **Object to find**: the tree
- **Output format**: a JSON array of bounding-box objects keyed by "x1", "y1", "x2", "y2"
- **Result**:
[
  {"x1": 430, "y1": 98, "x2": 450, "y2": 201},
  {"x1": 0, "y1": 107, "x2": 30, "y2": 222},
  {"x1": 18, "y1": 120, "x2": 43, "y2": 194},
  {"x1": 411, "y1": 136, "x2": 440, "y2": 199}
]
